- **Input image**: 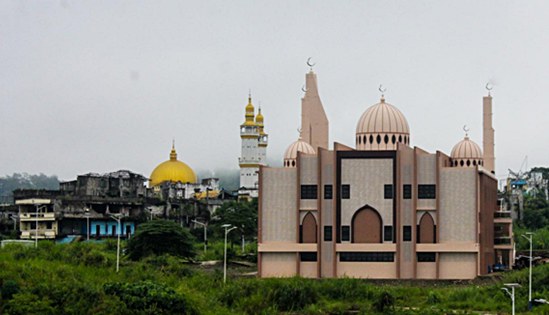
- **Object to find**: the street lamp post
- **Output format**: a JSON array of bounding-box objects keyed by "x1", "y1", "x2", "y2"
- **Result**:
[
  {"x1": 522, "y1": 232, "x2": 534, "y2": 309},
  {"x1": 192, "y1": 220, "x2": 207, "y2": 253},
  {"x1": 222, "y1": 224, "x2": 237, "y2": 283},
  {"x1": 110, "y1": 214, "x2": 123, "y2": 272},
  {"x1": 502, "y1": 283, "x2": 521, "y2": 315}
]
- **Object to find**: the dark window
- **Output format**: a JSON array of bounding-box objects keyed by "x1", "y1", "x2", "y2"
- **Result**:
[
  {"x1": 392, "y1": 135, "x2": 396, "y2": 144},
  {"x1": 417, "y1": 252, "x2": 436, "y2": 262},
  {"x1": 384, "y1": 184, "x2": 393, "y2": 199},
  {"x1": 301, "y1": 185, "x2": 318, "y2": 199},
  {"x1": 299, "y1": 225, "x2": 303, "y2": 242},
  {"x1": 369, "y1": 135, "x2": 374, "y2": 143},
  {"x1": 383, "y1": 226, "x2": 393, "y2": 242},
  {"x1": 403, "y1": 184, "x2": 412, "y2": 199},
  {"x1": 341, "y1": 185, "x2": 350, "y2": 199},
  {"x1": 384, "y1": 135, "x2": 389, "y2": 144},
  {"x1": 341, "y1": 225, "x2": 350, "y2": 241},
  {"x1": 46, "y1": 222, "x2": 52, "y2": 229},
  {"x1": 324, "y1": 226, "x2": 332, "y2": 241},
  {"x1": 403, "y1": 225, "x2": 412, "y2": 242},
  {"x1": 418, "y1": 184, "x2": 436, "y2": 199},
  {"x1": 376, "y1": 135, "x2": 381, "y2": 144},
  {"x1": 324, "y1": 185, "x2": 333, "y2": 199},
  {"x1": 340, "y1": 252, "x2": 395, "y2": 262},
  {"x1": 300, "y1": 252, "x2": 318, "y2": 262}
]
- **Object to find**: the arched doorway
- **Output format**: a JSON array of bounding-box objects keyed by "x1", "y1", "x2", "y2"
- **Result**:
[
  {"x1": 418, "y1": 213, "x2": 435, "y2": 243},
  {"x1": 352, "y1": 207, "x2": 382, "y2": 243},
  {"x1": 301, "y1": 212, "x2": 317, "y2": 243}
]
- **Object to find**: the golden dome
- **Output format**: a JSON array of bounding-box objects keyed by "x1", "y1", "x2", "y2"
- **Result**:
[
  {"x1": 149, "y1": 144, "x2": 197, "y2": 186},
  {"x1": 356, "y1": 97, "x2": 410, "y2": 151},
  {"x1": 450, "y1": 136, "x2": 483, "y2": 168},
  {"x1": 243, "y1": 95, "x2": 256, "y2": 126},
  {"x1": 283, "y1": 137, "x2": 316, "y2": 168}
]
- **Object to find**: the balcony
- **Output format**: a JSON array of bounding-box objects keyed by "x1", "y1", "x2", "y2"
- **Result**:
[
  {"x1": 20, "y1": 212, "x2": 56, "y2": 221},
  {"x1": 494, "y1": 211, "x2": 512, "y2": 223},
  {"x1": 494, "y1": 237, "x2": 512, "y2": 247},
  {"x1": 494, "y1": 211, "x2": 511, "y2": 218},
  {"x1": 20, "y1": 229, "x2": 57, "y2": 239}
]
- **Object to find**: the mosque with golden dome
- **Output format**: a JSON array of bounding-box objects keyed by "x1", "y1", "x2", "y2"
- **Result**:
[
  {"x1": 149, "y1": 142, "x2": 220, "y2": 201},
  {"x1": 257, "y1": 66, "x2": 512, "y2": 280}
]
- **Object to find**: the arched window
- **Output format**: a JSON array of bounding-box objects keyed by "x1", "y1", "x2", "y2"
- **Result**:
[
  {"x1": 376, "y1": 135, "x2": 382, "y2": 144},
  {"x1": 418, "y1": 213, "x2": 435, "y2": 243},
  {"x1": 301, "y1": 212, "x2": 317, "y2": 243},
  {"x1": 392, "y1": 135, "x2": 396, "y2": 144},
  {"x1": 369, "y1": 135, "x2": 374, "y2": 144},
  {"x1": 352, "y1": 207, "x2": 382, "y2": 243}
]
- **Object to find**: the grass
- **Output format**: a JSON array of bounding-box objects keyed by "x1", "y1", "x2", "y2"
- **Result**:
[{"x1": 1, "y1": 242, "x2": 549, "y2": 314}]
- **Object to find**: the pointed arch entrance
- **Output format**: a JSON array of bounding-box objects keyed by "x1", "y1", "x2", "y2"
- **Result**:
[
  {"x1": 418, "y1": 212, "x2": 435, "y2": 243},
  {"x1": 351, "y1": 206, "x2": 382, "y2": 243},
  {"x1": 301, "y1": 212, "x2": 317, "y2": 243}
]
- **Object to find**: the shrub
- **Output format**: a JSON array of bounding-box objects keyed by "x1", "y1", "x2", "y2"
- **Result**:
[
  {"x1": 127, "y1": 220, "x2": 195, "y2": 260},
  {"x1": 103, "y1": 280, "x2": 198, "y2": 314},
  {"x1": 1, "y1": 279, "x2": 20, "y2": 300}
]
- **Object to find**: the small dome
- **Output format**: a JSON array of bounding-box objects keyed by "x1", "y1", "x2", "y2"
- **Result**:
[
  {"x1": 356, "y1": 97, "x2": 410, "y2": 150},
  {"x1": 283, "y1": 138, "x2": 316, "y2": 168},
  {"x1": 150, "y1": 145, "x2": 197, "y2": 186},
  {"x1": 450, "y1": 136, "x2": 483, "y2": 168}
]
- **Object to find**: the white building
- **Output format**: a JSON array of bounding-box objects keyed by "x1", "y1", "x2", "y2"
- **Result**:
[{"x1": 238, "y1": 94, "x2": 268, "y2": 199}]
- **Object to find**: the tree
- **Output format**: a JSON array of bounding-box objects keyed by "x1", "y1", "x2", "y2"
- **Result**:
[
  {"x1": 126, "y1": 220, "x2": 195, "y2": 260},
  {"x1": 211, "y1": 200, "x2": 257, "y2": 244}
]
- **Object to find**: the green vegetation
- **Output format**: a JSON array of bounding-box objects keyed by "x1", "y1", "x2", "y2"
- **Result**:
[
  {"x1": 127, "y1": 220, "x2": 195, "y2": 260},
  {"x1": 1, "y1": 242, "x2": 549, "y2": 314}
]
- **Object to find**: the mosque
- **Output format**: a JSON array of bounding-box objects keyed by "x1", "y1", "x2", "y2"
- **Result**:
[
  {"x1": 257, "y1": 67, "x2": 513, "y2": 279},
  {"x1": 149, "y1": 143, "x2": 220, "y2": 201}
]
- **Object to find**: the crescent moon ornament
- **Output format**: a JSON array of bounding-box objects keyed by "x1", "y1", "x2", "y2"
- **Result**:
[
  {"x1": 485, "y1": 82, "x2": 493, "y2": 96},
  {"x1": 463, "y1": 125, "x2": 470, "y2": 136},
  {"x1": 306, "y1": 57, "x2": 316, "y2": 69},
  {"x1": 301, "y1": 85, "x2": 307, "y2": 93},
  {"x1": 378, "y1": 84, "x2": 387, "y2": 94}
]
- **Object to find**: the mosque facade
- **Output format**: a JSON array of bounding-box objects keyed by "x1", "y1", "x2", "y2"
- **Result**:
[
  {"x1": 258, "y1": 68, "x2": 513, "y2": 279},
  {"x1": 238, "y1": 95, "x2": 268, "y2": 199}
]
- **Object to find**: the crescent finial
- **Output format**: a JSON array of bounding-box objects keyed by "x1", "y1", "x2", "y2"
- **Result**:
[
  {"x1": 301, "y1": 85, "x2": 307, "y2": 93},
  {"x1": 306, "y1": 57, "x2": 316, "y2": 69},
  {"x1": 485, "y1": 82, "x2": 493, "y2": 96},
  {"x1": 378, "y1": 84, "x2": 387, "y2": 94},
  {"x1": 463, "y1": 125, "x2": 470, "y2": 137}
]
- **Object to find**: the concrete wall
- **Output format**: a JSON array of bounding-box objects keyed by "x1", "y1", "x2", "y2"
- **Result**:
[
  {"x1": 320, "y1": 149, "x2": 335, "y2": 278},
  {"x1": 300, "y1": 262, "x2": 318, "y2": 278},
  {"x1": 261, "y1": 168, "x2": 298, "y2": 242},
  {"x1": 261, "y1": 253, "x2": 297, "y2": 277},
  {"x1": 337, "y1": 261, "x2": 397, "y2": 279},
  {"x1": 416, "y1": 262, "x2": 437, "y2": 279},
  {"x1": 438, "y1": 253, "x2": 477, "y2": 279},
  {"x1": 439, "y1": 168, "x2": 477, "y2": 243}
]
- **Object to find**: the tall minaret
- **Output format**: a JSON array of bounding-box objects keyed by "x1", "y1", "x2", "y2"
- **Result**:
[
  {"x1": 301, "y1": 66, "x2": 329, "y2": 150},
  {"x1": 238, "y1": 94, "x2": 267, "y2": 198},
  {"x1": 483, "y1": 92, "x2": 495, "y2": 174}
]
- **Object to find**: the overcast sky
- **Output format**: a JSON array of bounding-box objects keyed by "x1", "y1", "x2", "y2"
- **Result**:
[{"x1": 1, "y1": 1, "x2": 548, "y2": 184}]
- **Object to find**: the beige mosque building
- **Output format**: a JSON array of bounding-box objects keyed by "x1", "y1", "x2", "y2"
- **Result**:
[{"x1": 258, "y1": 68, "x2": 513, "y2": 279}]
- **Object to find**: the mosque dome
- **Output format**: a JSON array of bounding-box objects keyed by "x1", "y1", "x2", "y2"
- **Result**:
[
  {"x1": 356, "y1": 97, "x2": 410, "y2": 150},
  {"x1": 450, "y1": 136, "x2": 483, "y2": 168},
  {"x1": 283, "y1": 137, "x2": 316, "y2": 168},
  {"x1": 149, "y1": 144, "x2": 197, "y2": 186}
]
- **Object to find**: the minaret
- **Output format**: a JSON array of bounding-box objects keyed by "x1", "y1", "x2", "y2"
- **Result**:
[
  {"x1": 483, "y1": 92, "x2": 495, "y2": 174},
  {"x1": 301, "y1": 68, "x2": 329, "y2": 150},
  {"x1": 238, "y1": 94, "x2": 267, "y2": 198}
]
